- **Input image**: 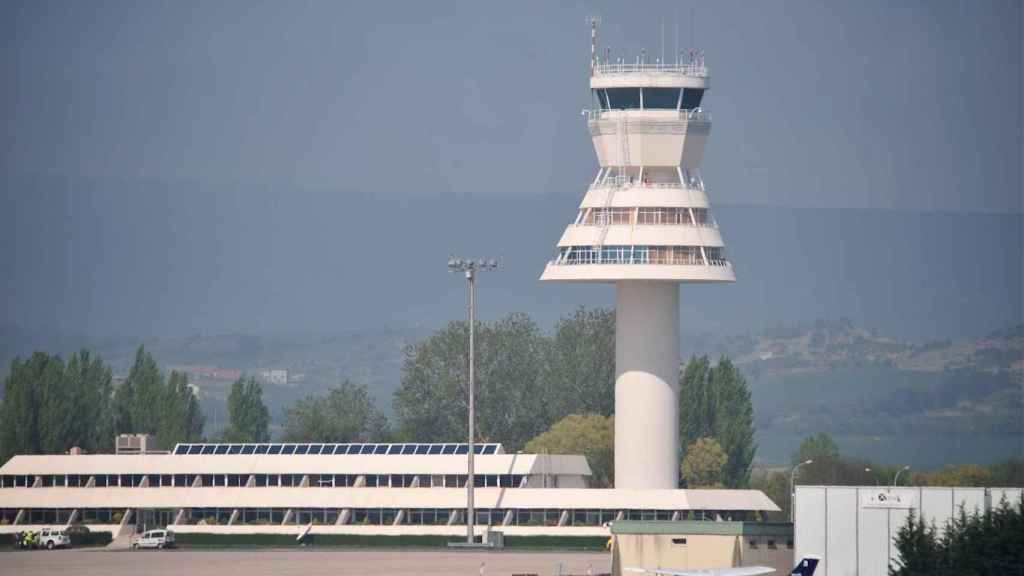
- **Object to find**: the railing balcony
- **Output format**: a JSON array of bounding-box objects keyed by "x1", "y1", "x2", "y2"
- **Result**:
[
  {"x1": 583, "y1": 108, "x2": 711, "y2": 123},
  {"x1": 589, "y1": 179, "x2": 704, "y2": 192},
  {"x1": 593, "y1": 61, "x2": 708, "y2": 77}
]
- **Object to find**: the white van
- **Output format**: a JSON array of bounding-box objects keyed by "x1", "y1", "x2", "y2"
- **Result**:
[
  {"x1": 131, "y1": 529, "x2": 176, "y2": 549},
  {"x1": 38, "y1": 528, "x2": 72, "y2": 550}
]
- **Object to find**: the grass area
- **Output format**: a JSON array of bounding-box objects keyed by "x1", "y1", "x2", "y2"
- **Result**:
[{"x1": 174, "y1": 532, "x2": 607, "y2": 551}]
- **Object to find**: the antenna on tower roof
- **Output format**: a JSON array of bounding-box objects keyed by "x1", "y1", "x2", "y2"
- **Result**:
[
  {"x1": 675, "y1": 6, "x2": 680, "y2": 65},
  {"x1": 690, "y1": 3, "x2": 696, "y2": 51},
  {"x1": 586, "y1": 16, "x2": 601, "y2": 76},
  {"x1": 661, "y1": 19, "x2": 665, "y2": 65}
]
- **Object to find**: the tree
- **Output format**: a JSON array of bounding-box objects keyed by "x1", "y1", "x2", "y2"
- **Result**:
[
  {"x1": 793, "y1": 432, "x2": 839, "y2": 465},
  {"x1": 679, "y1": 356, "x2": 757, "y2": 488},
  {"x1": 394, "y1": 313, "x2": 550, "y2": 450},
  {"x1": 0, "y1": 355, "x2": 44, "y2": 462},
  {"x1": 394, "y1": 321, "x2": 475, "y2": 444},
  {"x1": 282, "y1": 381, "x2": 388, "y2": 443},
  {"x1": 890, "y1": 495, "x2": 1024, "y2": 575},
  {"x1": 710, "y1": 358, "x2": 756, "y2": 488},
  {"x1": 63, "y1": 350, "x2": 114, "y2": 453},
  {"x1": 473, "y1": 313, "x2": 550, "y2": 450},
  {"x1": 890, "y1": 509, "x2": 940, "y2": 576},
  {"x1": 155, "y1": 371, "x2": 204, "y2": 450},
  {"x1": 542, "y1": 307, "x2": 615, "y2": 420},
  {"x1": 524, "y1": 413, "x2": 614, "y2": 488},
  {"x1": 681, "y1": 437, "x2": 727, "y2": 488},
  {"x1": 749, "y1": 468, "x2": 791, "y2": 521},
  {"x1": 115, "y1": 346, "x2": 163, "y2": 435},
  {"x1": 0, "y1": 350, "x2": 116, "y2": 462},
  {"x1": 224, "y1": 376, "x2": 270, "y2": 443}
]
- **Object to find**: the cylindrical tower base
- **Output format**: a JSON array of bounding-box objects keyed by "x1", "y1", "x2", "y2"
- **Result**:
[{"x1": 614, "y1": 281, "x2": 680, "y2": 489}]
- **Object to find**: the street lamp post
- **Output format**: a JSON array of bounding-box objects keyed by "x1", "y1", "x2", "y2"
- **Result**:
[
  {"x1": 790, "y1": 459, "x2": 813, "y2": 523},
  {"x1": 448, "y1": 257, "x2": 498, "y2": 545},
  {"x1": 893, "y1": 465, "x2": 910, "y2": 488}
]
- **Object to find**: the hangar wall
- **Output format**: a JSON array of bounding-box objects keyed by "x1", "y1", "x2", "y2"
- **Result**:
[{"x1": 794, "y1": 486, "x2": 1023, "y2": 576}]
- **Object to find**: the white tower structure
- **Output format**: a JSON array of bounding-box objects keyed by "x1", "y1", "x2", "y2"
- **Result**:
[{"x1": 541, "y1": 38, "x2": 734, "y2": 490}]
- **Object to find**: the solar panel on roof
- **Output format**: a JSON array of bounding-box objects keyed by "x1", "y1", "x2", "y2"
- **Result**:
[
  {"x1": 428, "y1": 445, "x2": 442, "y2": 454},
  {"x1": 268, "y1": 444, "x2": 282, "y2": 455},
  {"x1": 359, "y1": 445, "x2": 375, "y2": 455},
  {"x1": 294, "y1": 445, "x2": 309, "y2": 455},
  {"x1": 442, "y1": 444, "x2": 456, "y2": 454},
  {"x1": 255, "y1": 445, "x2": 268, "y2": 454},
  {"x1": 387, "y1": 445, "x2": 402, "y2": 454},
  {"x1": 241, "y1": 445, "x2": 256, "y2": 455},
  {"x1": 215, "y1": 445, "x2": 229, "y2": 455},
  {"x1": 482, "y1": 445, "x2": 497, "y2": 455},
  {"x1": 455, "y1": 445, "x2": 468, "y2": 454},
  {"x1": 201, "y1": 445, "x2": 216, "y2": 455},
  {"x1": 333, "y1": 445, "x2": 348, "y2": 455},
  {"x1": 348, "y1": 444, "x2": 363, "y2": 454},
  {"x1": 281, "y1": 445, "x2": 296, "y2": 455},
  {"x1": 374, "y1": 445, "x2": 388, "y2": 454},
  {"x1": 174, "y1": 445, "x2": 189, "y2": 455},
  {"x1": 188, "y1": 445, "x2": 203, "y2": 455},
  {"x1": 400, "y1": 444, "x2": 415, "y2": 455},
  {"x1": 227, "y1": 445, "x2": 242, "y2": 455},
  {"x1": 415, "y1": 445, "x2": 429, "y2": 455}
]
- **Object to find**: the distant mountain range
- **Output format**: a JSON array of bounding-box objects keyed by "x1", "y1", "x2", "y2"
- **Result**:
[{"x1": 685, "y1": 320, "x2": 1023, "y2": 379}]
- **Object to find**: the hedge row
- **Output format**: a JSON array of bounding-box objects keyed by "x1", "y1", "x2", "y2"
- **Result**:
[
  {"x1": 174, "y1": 532, "x2": 607, "y2": 550},
  {"x1": 7, "y1": 531, "x2": 112, "y2": 548}
]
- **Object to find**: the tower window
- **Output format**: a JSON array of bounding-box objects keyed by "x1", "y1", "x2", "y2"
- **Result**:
[
  {"x1": 605, "y1": 88, "x2": 641, "y2": 109},
  {"x1": 681, "y1": 88, "x2": 704, "y2": 110},
  {"x1": 643, "y1": 88, "x2": 680, "y2": 109}
]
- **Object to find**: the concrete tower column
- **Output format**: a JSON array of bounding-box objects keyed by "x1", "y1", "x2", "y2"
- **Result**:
[{"x1": 614, "y1": 281, "x2": 680, "y2": 489}]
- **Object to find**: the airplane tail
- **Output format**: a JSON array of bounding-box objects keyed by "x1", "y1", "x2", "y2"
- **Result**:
[{"x1": 789, "y1": 556, "x2": 820, "y2": 576}]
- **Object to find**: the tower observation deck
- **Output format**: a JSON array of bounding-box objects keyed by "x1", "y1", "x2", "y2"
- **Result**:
[{"x1": 540, "y1": 38, "x2": 734, "y2": 490}]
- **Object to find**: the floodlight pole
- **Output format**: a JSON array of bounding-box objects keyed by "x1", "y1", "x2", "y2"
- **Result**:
[
  {"x1": 466, "y1": 266, "x2": 476, "y2": 544},
  {"x1": 448, "y1": 257, "x2": 497, "y2": 545},
  {"x1": 790, "y1": 459, "x2": 813, "y2": 523}
]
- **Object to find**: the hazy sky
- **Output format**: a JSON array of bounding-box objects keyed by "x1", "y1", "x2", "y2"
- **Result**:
[{"x1": 1, "y1": 1, "x2": 1021, "y2": 340}]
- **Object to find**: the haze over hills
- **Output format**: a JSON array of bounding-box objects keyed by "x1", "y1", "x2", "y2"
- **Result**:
[{"x1": 2, "y1": 182, "x2": 1021, "y2": 343}]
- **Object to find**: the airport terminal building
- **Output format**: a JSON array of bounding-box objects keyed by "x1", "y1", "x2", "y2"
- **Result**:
[{"x1": 0, "y1": 440, "x2": 778, "y2": 539}]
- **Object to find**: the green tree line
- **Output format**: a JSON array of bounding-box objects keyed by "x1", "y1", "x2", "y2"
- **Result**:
[
  {"x1": 394, "y1": 308, "x2": 756, "y2": 489},
  {"x1": 1, "y1": 306, "x2": 758, "y2": 493},
  {"x1": 0, "y1": 346, "x2": 204, "y2": 462},
  {"x1": 891, "y1": 495, "x2": 1024, "y2": 575}
]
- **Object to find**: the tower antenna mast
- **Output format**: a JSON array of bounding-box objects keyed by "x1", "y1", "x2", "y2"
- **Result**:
[{"x1": 587, "y1": 16, "x2": 601, "y2": 76}]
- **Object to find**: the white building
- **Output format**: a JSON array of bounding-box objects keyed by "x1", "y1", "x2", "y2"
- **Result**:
[
  {"x1": 794, "y1": 485, "x2": 1024, "y2": 576},
  {"x1": 541, "y1": 36, "x2": 733, "y2": 490},
  {"x1": 0, "y1": 442, "x2": 777, "y2": 539}
]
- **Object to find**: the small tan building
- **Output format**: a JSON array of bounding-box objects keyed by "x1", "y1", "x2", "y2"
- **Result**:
[{"x1": 611, "y1": 520, "x2": 794, "y2": 576}]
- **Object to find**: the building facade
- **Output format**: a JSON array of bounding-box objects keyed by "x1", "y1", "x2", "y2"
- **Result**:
[
  {"x1": 0, "y1": 442, "x2": 778, "y2": 539},
  {"x1": 794, "y1": 485, "x2": 1024, "y2": 576},
  {"x1": 611, "y1": 520, "x2": 795, "y2": 576}
]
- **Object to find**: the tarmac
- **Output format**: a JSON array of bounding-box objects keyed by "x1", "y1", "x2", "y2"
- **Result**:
[{"x1": 0, "y1": 548, "x2": 612, "y2": 576}]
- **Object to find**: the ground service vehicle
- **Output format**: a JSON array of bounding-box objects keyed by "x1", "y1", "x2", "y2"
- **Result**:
[{"x1": 132, "y1": 529, "x2": 175, "y2": 549}]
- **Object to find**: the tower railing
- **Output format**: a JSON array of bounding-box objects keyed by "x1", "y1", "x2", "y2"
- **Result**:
[
  {"x1": 588, "y1": 180, "x2": 705, "y2": 192},
  {"x1": 593, "y1": 61, "x2": 708, "y2": 77},
  {"x1": 584, "y1": 109, "x2": 712, "y2": 122}
]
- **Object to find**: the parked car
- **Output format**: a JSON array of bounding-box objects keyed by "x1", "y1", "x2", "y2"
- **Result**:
[
  {"x1": 131, "y1": 529, "x2": 175, "y2": 549},
  {"x1": 37, "y1": 528, "x2": 72, "y2": 550}
]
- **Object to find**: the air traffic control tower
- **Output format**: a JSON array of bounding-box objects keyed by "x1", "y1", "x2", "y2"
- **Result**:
[{"x1": 541, "y1": 31, "x2": 734, "y2": 490}]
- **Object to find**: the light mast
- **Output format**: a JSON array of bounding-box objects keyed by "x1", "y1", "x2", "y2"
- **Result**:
[{"x1": 540, "y1": 36, "x2": 734, "y2": 490}]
